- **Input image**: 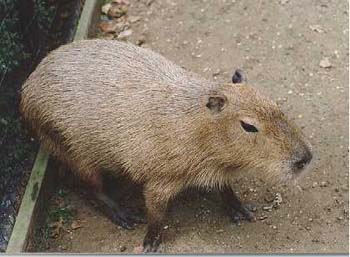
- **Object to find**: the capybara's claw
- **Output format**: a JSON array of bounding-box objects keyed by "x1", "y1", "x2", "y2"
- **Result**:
[{"x1": 142, "y1": 241, "x2": 160, "y2": 253}]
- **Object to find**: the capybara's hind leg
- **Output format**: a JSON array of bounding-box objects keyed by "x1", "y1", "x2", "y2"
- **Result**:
[
  {"x1": 88, "y1": 172, "x2": 146, "y2": 229},
  {"x1": 221, "y1": 185, "x2": 256, "y2": 224}
]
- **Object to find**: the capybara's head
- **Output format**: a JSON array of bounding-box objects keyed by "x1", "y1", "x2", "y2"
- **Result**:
[{"x1": 202, "y1": 76, "x2": 312, "y2": 183}]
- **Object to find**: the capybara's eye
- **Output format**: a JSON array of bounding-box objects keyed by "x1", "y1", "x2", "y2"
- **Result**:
[{"x1": 240, "y1": 120, "x2": 259, "y2": 133}]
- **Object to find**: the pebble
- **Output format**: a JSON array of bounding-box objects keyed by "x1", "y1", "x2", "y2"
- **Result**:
[
  {"x1": 309, "y1": 24, "x2": 324, "y2": 33},
  {"x1": 136, "y1": 36, "x2": 146, "y2": 46},
  {"x1": 212, "y1": 69, "x2": 221, "y2": 76},
  {"x1": 319, "y1": 57, "x2": 332, "y2": 68},
  {"x1": 59, "y1": 245, "x2": 67, "y2": 250},
  {"x1": 273, "y1": 193, "x2": 283, "y2": 206},
  {"x1": 258, "y1": 215, "x2": 268, "y2": 220},
  {"x1": 320, "y1": 181, "x2": 328, "y2": 187},
  {"x1": 263, "y1": 205, "x2": 273, "y2": 211},
  {"x1": 341, "y1": 186, "x2": 348, "y2": 192},
  {"x1": 146, "y1": 0, "x2": 154, "y2": 6},
  {"x1": 120, "y1": 245, "x2": 127, "y2": 252},
  {"x1": 117, "y1": 29, "x2": 133, "y2": 39},
  {"x1": 334, "y1": 50, "x2": 340, "y2": 58}
]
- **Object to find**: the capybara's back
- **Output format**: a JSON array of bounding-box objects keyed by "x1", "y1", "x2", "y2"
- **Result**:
[{"x1": 20, "y1": 39, "x2": 210, "y2": 183}]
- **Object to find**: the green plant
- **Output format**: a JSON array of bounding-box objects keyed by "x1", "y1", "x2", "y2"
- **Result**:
[
  {"x1": 0, "y1": 0, "x2": 28, "y2": 74},
  {"x1": 0, "y1": 0, "x2": 56, "y2": 75},
  {"x1": 35, "y1": 0, "x2": 56, "y2": 33}
]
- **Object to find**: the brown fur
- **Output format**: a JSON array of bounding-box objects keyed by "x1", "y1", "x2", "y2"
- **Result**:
[{"x1": 20, "y1": 39, "x2": 312, "y2": 250}]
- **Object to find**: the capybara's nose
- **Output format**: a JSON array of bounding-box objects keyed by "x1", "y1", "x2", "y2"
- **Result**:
[{"x1": 294, "y1": 149, "x2": 312, "y2": 171}]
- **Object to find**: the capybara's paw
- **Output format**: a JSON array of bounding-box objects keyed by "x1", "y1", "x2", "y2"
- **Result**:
[
  {"x1": 142, "y1": 241, "x2": 160, "y2": 253},
  {"x1": 133, "y1": 243, "x2": 160, "y2": 254},
  {"x1": 111, "y1": 208, "x2": 147, "y2": 230},
  {"x1": 228, "y1": 203, "x2": 256, "y2": 224}
]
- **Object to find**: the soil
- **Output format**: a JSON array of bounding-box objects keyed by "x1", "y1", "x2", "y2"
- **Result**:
[{"x1": 40, "y1": 0, "x2": 348, "y2": 254}]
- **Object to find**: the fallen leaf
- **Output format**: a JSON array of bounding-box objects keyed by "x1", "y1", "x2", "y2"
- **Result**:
[
  {"x1": 49, "y1": 217, "x2": 64, "y2": 239},
  {"x1": 101, "y1": 3, "x2": 112, "y2": 15},
  {"x1": 133, "y1": 245, "x2": 144, "y2": 254},
  {"x1": 99, "y1": 20, "x2": 119, "y2": 33},
  {"x1": 108, "y1": 3, "x2": 128, "y2": 18},
  {"x1": 112, "y1": 0, "x2": 130, "y2": 5},
  {"x1": 71, "y1": 220, "x2": 83, "y2": 230}
]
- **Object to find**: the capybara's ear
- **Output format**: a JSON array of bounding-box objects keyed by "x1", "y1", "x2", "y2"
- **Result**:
[
  {"x1": 206, "y1": 91, "x2": 228, "y2": 113},
  {"x1": 232, "y1": 69, "x2": 247, "y2": 84}
]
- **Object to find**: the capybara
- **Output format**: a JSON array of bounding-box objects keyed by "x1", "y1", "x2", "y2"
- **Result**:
[{"x1": 20, "y1": 39, "x2": 312, "y2": 252}]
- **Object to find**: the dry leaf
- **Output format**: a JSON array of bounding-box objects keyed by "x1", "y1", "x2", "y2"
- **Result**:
[
  {"x1": 71, "y1": 220, "x2": 83, "y2": 230},
  {"x1": 99, "y1": 20, "x2": 119, "y2": 33},
  {"x1": 112, "y1": 0, "x2": 130, "y2": 5},
  {"x1": 108, "y1": 4, "x2": 128, "y2": 18},
  {"x1": 101, "y1": 3, "x2": 112, "y2": 15},
  {"x1": 133, "y1": 245, "x2": 144, "y2": 253},
  {"x1": 49, "y1": 217, "x2": 64, "y2": 239}
]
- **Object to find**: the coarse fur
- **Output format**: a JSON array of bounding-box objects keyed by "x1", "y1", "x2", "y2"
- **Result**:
[{"x1": 20, "y1": 39, "x2": 312, "y2": 251}]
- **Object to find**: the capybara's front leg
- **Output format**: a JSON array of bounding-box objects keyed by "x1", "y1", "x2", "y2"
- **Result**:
[
  {"x1": 221, "y1": 185, "x2": 256, "y2": 224},
  {"x1": 142, "y1": 184, "x2": 177, "y2": 253}
]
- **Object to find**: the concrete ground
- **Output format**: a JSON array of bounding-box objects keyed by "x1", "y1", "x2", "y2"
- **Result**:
[{"x1": 41, "y1": 0, "x2": 348, "y2": 253}]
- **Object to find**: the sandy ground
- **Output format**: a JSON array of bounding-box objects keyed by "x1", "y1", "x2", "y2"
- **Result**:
[{"x1": 40, "y1": 0, "x2": 348, "y2": 254}]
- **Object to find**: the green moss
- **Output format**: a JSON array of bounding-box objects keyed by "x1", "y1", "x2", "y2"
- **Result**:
[
  {"x1": 0, "y1": 0, "x2": 27, "y2": 73},
  {"x1": 35, "y1": 0, "x2": 56, "y2": 33},
  {"x1": 48, "y1": 188, "x2": 75, "y2": 223},
  {"x1": 0, "y1": 0, "x2": 56, "y2": 74}
]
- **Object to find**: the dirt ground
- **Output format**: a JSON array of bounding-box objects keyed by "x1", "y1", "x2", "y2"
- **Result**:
[{"x1": 40, "y1": 0, "x2": 348, "y2": 254}]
